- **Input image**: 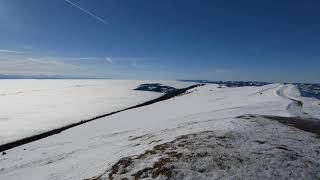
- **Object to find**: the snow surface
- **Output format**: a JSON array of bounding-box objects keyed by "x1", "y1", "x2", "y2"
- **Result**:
[
  {"x1": 0, "y1": 80, "x2": 194, "y2": 145},
  {"x1": 0, "y1": 83, "x2": 319, "y2": 179},
  {"x1": 104, "y1": 121, "x2": 320, "y2": 179},
  {"x1": 282, "y1": 84, "x2": 320, "y2": 119}
]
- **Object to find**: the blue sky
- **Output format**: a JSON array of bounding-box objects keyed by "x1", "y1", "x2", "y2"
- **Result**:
[{"x1": 0, "y1": 0, "x2": 319, "y2": 82}]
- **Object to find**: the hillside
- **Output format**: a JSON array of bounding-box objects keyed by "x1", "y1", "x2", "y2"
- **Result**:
[{"x1": 1, "y1": 83, "x2": 320, "y2": 179}]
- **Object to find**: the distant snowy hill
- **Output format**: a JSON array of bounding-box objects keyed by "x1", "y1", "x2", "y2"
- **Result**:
[
  {"x1": 180, "y1": 80, "x2": 271, "y2": 87},
  {"x1": 296, "y1": 83, "x2": 320, "y2": 99}
]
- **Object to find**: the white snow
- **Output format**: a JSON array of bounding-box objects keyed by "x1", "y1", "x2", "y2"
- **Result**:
[
  {"x1": 0, "y1": 83, "x2": 319, "y2": 179},
  {"x1": 282, "y1": 84, "x2": 320, "y2": 119},
  {"x1": 0, "y1": 80, "x2": 194, "y2": 145},
  {"x1": 103, "y1": 121, "x2": 320, "y2": 179}
]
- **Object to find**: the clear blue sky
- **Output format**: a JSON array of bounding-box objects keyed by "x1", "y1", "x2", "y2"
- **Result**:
[{"x1": 0, "y1": 0, "x2": 319, "y2": 83}]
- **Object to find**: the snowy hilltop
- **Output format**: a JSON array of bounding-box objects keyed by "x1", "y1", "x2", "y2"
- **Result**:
[{"x1": 1, "y1": 82, "x2": 320, "y2": 180}]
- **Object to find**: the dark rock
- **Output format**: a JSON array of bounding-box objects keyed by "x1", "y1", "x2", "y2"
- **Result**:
[{"x1": 134, "y1": 83, "x2": 176, "y2": 93}]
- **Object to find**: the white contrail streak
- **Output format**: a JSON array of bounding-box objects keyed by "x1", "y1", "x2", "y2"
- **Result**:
[{"x1": 64, "y1": 0, "x2": 108, "y2": 24}]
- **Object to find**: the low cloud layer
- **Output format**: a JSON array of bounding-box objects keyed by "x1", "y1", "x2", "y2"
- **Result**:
[{"x1": 0, "y1": 50, "x2": 83, "y2": 76}]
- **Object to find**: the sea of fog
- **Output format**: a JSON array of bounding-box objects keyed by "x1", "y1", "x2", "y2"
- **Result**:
[{"x1": 0, "y1": 80, "x2": 193, "y2": 145}]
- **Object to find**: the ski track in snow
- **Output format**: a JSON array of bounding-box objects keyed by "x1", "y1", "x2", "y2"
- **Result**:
[{"x1": 0, "y1": 83, "x2": 320, "y2": 179}]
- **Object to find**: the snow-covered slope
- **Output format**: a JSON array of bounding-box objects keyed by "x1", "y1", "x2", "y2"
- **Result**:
[
  {"x1": 282, "y1": 84, "x2": 320, "y2": 119},
  {"x1": 0, "y1": 80, "x2": 194, "y2": 145},
  {"x1": 0, "y1": 83, "x2": 319, "y2": 179}
]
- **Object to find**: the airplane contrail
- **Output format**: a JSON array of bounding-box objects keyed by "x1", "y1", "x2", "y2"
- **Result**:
[{"x1": 64, "y1": 0, "x2": 108, "y2": 25}]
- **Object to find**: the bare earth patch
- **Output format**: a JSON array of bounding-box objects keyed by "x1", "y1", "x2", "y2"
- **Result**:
[{"x1": 91, "y1": 115, "x2": 320, "y2": 180}]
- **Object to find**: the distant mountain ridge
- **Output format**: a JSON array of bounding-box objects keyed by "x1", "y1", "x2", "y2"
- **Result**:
[
  {"x1": 180, "y1": 80, "x2": 320, "y2": 100},
  {"x1": 179, "y1": 80, "x2": 271, "y2": 87}
]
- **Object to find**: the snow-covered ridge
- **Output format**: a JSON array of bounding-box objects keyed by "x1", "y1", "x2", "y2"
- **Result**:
[
  {"x1": 1, "y1": 83, "x2": 319, "y2": 179},
  {"x1": 0, "y1": 82, "x2": 201, "y2": 152},
  {"x1": 281, "y1": 84, "x2": 320, "y2": 119},
  {"x1": 0, "y1": 80, "x2": 195, "y2": 145}
]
